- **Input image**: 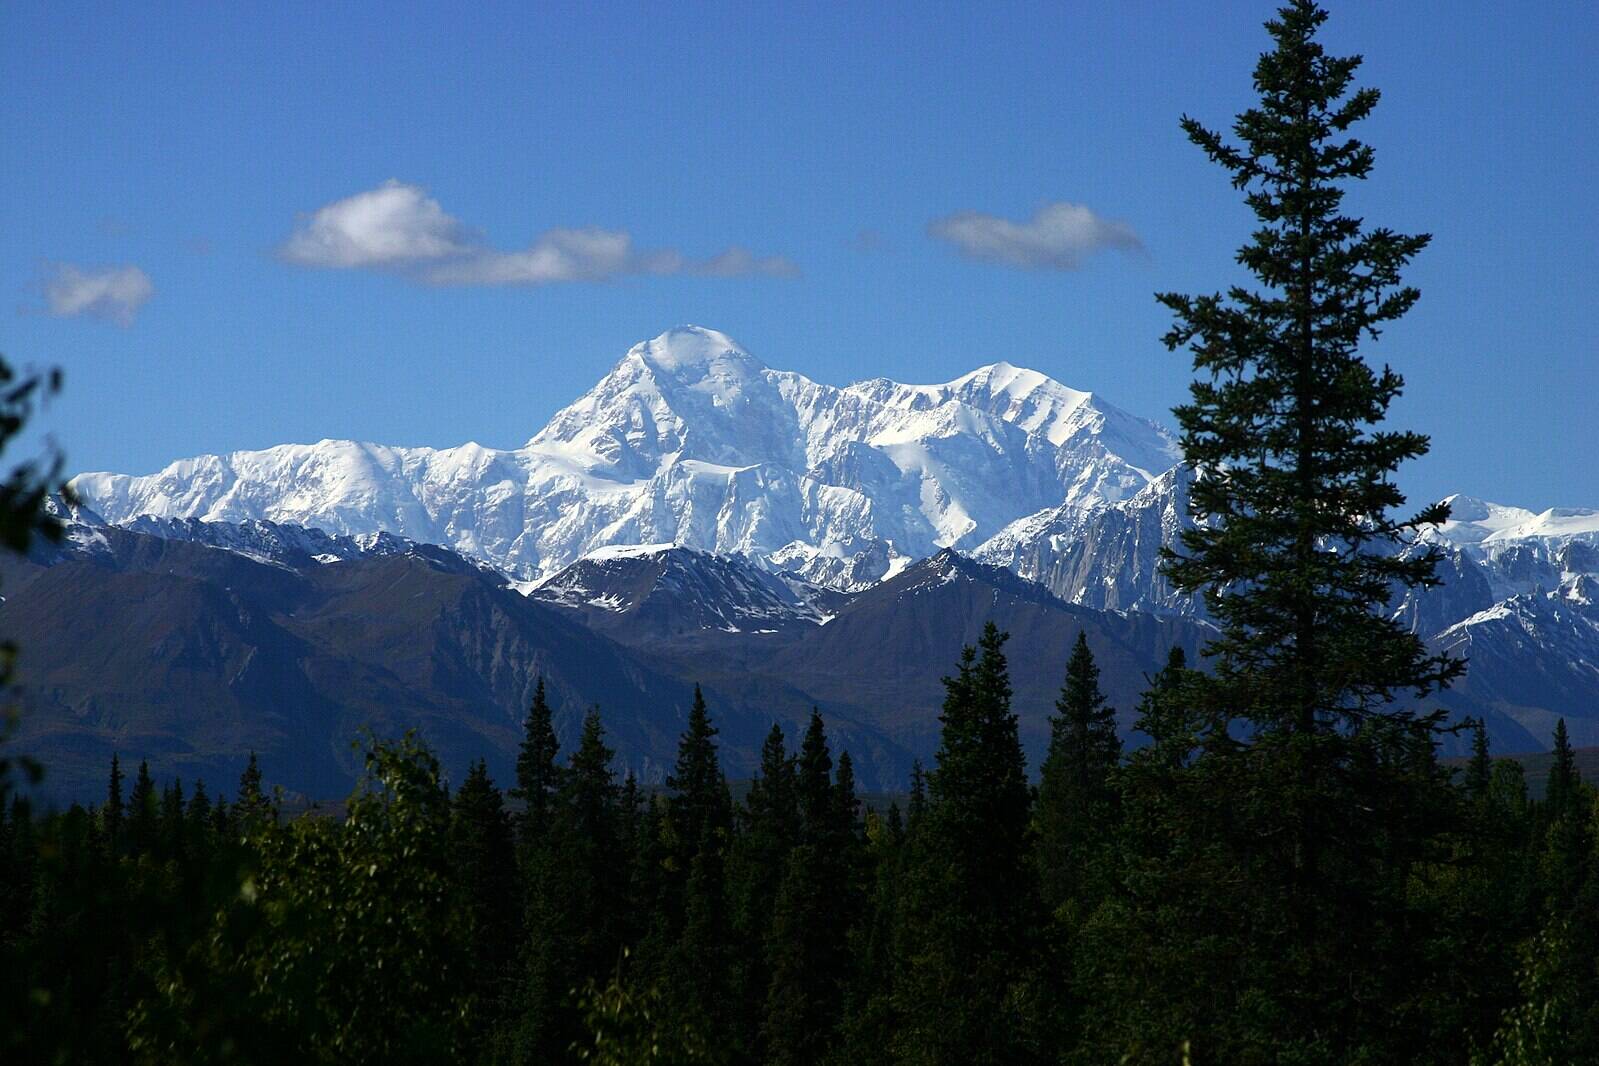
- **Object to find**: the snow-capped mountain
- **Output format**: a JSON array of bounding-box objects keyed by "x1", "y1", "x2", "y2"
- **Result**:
[
  {"x1": 530, "y1": 542, "x2": 841, "y2": 643},
  {"x1": 70, "y1": 326, "x2": 1180, "y2": 588},
  {"x1": 975, "y1": 464, "x2": 1198, "y2": 615},
  {"x1": 978, "y1": 474, "x2": 1599, "y2": 621},
  {"x1": 1432, "y1": 586, "x2": 1599, "y2": 748},
  {"x1": 41, "y1": 495, "x2": 487, "y2": 576},
  {"x1": 56, "y1": 325, "x2": 1599, "y2": 755},
  {"x1": 975, "y1": 472, "x2": 1599, "y2": 752}
]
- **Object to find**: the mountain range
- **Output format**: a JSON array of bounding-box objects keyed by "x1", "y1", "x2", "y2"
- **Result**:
[
  {"x1": 72, "y1": 326, "x2": 1180, "y2": 589},
  {"x1": 19, "y1": 326, "x2": 1598, "y2": 798}
]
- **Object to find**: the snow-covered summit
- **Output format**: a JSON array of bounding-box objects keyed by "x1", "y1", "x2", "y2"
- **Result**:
[
  {"x1": 1433, "y1": 495, "x2": 1599, "y2": 548},
  {"x1": 71, "y1": 326, "x2": 1182, "y2": 588}
]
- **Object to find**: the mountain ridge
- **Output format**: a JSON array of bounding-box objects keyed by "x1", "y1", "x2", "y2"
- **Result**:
[{"x1": 71, "y1": 326, "x2": 1180, "y2": 589}]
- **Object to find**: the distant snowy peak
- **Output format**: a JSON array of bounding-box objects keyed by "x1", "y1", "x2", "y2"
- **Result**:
[
  {"x1": 70, "y1": 325, "x2": 1182, "y2": 588},
  {"x1": 974, "y1": 464, "x2": 1198, "y2": 616},
  {"x1": 532, "y1": 540, "x2": 835, "y2": 640},
  {"x1": 1434, "y1": 494, "x2": 1599, "y2": 548}
]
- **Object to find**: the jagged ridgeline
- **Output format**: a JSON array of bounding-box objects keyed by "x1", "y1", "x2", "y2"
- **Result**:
[
  {"x1": 68, "y1": 326, "x2": 1182, "y2": 588},
  {"x1": 16, "y1": 328, "x2": 1599, "y2": 799}
]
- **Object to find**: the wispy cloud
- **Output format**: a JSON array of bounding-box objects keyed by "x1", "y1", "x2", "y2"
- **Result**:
[
  {"x1": 43, "y1": 263, "x2": 155, "y2": 326},
  {"x1": 280, "y1": 180, "x2": 797, "y2": 285},
  {"x1": 928, "y1": 201, "x2": 1142, "y2": 270}
]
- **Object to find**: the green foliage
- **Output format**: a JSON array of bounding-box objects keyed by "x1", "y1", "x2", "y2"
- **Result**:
[
  {"x1": 1545, "y1": 719, "x2": 1578, "y2": 818},
  {"x1": 1036, "y1": 631, "x2": 1121, "y2": 912},
  {"x1": 0, "y1": 354, "x2": 65, "y2": 803},
  {"x1": 233, "y1": 752, "x2": 276, "y2": 832},
  {"x1": 1078, "y1": 3, "x2": 1473, "y2": 1059},
  {"x1": 512, "y1": 676, "x2": 561, "y2": 845},
  {"x1": 891, "y1": 623, "x2": 1042, "y2": 1066},
  {"x1": 127, "y1": 734, "x2": 475, "y2": 1064},
  {"x1": 450, "y1": 759, "x2": 519, "y2": 1016},
  {"x1": 1472, "y1": 918, "x2": 1582, "y2": 1066},
  {"x1": 573, "y1": 953, "x2": 717, "y2": 1066},
  {"x1": 762, "y1": 713, "x2": 861, "y2": 1066},
  {"x1": 515, "y1": 707, "x2": 632, "y2": 1059},
  {"x1": 731, "y1": 722, "x2": 799, "y2": 1056}
]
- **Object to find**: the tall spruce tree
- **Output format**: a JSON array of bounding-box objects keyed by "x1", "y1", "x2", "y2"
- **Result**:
[
  {"x1": 762, "y1": 713, "x2": 858, "y2": 1066},
  {"x1": 1035, "y1": 631, "x2": 1121, "y2": 912},
  {"x1": 128, "y1": 760, "x2": 157, "y2": 856},
  {"x1": 658, "y1": 686, "x2": 736, "y2": 1051},
  {"x1": 666, "y1": 686, "x2": 732, "y2": 857},
  {"x1": 104, "y1": 754, "x2": 125, "y2": 856},
  {"x1": 1546, "y1": 718, "x2": 1578, "y2": 817},
  {"x1": 1466, "y1": 718, "x2": 1494, "y2": 800},
  {"x1": 512, "y1": 677, "x2": 561, "y2": 846},
  {"x1": 159, "y1": 779, "x2": 186, "y2": 861},
  {"x1": 185, "y1": 779, "x2": 213, "y2": 860},
  {"x1": 732, "y1": 723, "x2": 798, "y2": 1056},
  {"x1": 557, "y1": 708, "x2": 627, "y2": 987},
  {"x1": 1124, "y1": 2, "x2": 1466, "y2": 1059},
  {"x1": 502, "y1": 707, "x2": 629, "y2": 1064},
  {"x1": 449, "y1": 759, "x2": 518, "y2": 1016},
  {"x1": 235, "y1": 752, "x2": 274, "y2": 833},
  {"x1": 892, "y1": 624, "x2": 1040, "y2": 1066}
]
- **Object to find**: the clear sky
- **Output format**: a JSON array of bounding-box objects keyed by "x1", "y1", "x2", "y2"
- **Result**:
[{"x1": 4, "y1": 1, "x2": 1595, "y2": 510}]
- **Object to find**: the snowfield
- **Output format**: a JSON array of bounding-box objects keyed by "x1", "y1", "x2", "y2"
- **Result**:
[{"x1": 72, "y1": 326, "x2": 1180, "y2": 589}]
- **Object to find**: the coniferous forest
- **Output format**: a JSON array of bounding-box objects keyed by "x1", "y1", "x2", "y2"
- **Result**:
[{"x1": 5, "y1": 4, "x2": 1597, "y2": 1063}]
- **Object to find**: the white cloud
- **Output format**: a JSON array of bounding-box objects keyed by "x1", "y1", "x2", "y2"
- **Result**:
[
  {"x1": 424, "y1": 227, "x2": 635, "y2": 285},
  {"x1": 44, "y1": 264, "x2": 155, "y2": 326},
  {"x1": 692, "y1": 246, "x2": 800, "y2": 279},
  {"x1": 281, "y1": 180, "x2": 797, "y2": 285},
  {"x1": 928, "y1": 201, "x2": 1142, "y2": 270},
  {"x1": 279, "y1": 179, "x2": 473, "y2": 268}
]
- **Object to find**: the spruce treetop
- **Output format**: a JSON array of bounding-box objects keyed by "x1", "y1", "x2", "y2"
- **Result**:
[{"x1": 1159, "y1": 0, "x2": 1463, "y2": 730}]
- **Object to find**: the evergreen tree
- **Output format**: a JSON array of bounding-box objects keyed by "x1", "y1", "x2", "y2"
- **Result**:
[
  {"x1": 159, "y1": 778, "x2": 186, "y2": 861},
  {"x1": 557, "y1": 708, "x2": 627, "y2": 986},
  {"x1": 731, "y1": 723, "x2": 798, "y2": 1056},
  {"x1": 512, "y1": 676, "x2": 561, "y2": 846},
  {"x1": 666, "y1": 686, "x2": 733, "y2": 857},
  {"x1": 449, "y1": 760, "x2": 518, "y2": 1015},
  {"x1": 762, "y1": 714, "x2": 859, "y2": 1066},
  {"x1": 1128, "y1": 646, "x2": 1193, "y2": 764},
  {"x1": 1539, "y1": 721, "x2": 1591, "y2": 918},
  {"x1": 235, "y1": 752, "x2": 274, "y2": 833},
  {"x1": 892, "y1": 624, "x2": 1040, "y2": 1065},
  {"x1": 1466, "y1": 718, "x2": 1493, "y2": 800},
  {"x1": 128, "y1": 760, "x2": 157, "y2": 856},
  {"x1": 209, "y1": 795, "x2": 232, "y2": 843},
  {"x1": 105, "y1": 753, "x2": 125, "y2": 856},
  {"x1": 905, "y1": 761, "x2": 927, "y2": 831},
  {"x1": 1036, "y1": 631, "x2": 1121, "y2": 912},
  {"x1": 834, "y1": 750, "x2": 859, "y2": 836},
  {"x1": 658, "y1": 687, "x2": 736, "y2": 1052},
  {"x1": 499, "y1": 709, "x2": 629, "y2": 1064},
  {"x1": 185, "y1": 780, "x2": 213, "y2": 860},
  {"x1": 617, "y1": 772, "x2": 649, "y2": 949},
  {"x1": 1546, "y1": 718, "x2": 1578, "y2": 817},
  {"x1": 841, "y1": 800, "x2": 905, "y2": 1066},
  {"x1": 1110, "y1": 2, "x2": 1466, "y2": 1058}
]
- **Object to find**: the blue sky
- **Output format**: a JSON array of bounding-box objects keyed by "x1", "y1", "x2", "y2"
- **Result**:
[{"x1": 4, "y1": 1, "x2": 1595, "y2": 509}]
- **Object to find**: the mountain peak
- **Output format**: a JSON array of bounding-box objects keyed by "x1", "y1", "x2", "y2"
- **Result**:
[
  {"x1": 73, "y1": 326, "x2": 1187, "y2": 589},
  {"x1": 632, "y1": 325, "x2": 765, "y2": 376}
]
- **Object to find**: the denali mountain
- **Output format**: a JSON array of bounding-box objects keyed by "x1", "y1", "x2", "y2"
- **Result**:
[
  {"x1": 47, "y1": 325, "x2": 1599, "y2": 778},
  {"x1": 71, "y1": 326, "x2": 1181, "y2": 589}
]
